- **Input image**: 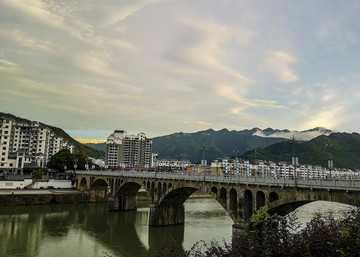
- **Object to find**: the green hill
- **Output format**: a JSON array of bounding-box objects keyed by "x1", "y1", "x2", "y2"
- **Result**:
[
  {"x1": 241, "y1": 132, "x2": 360, "y2": 170},
  {"x1": 152, "y1": 128, "x2": 287, "y2": 163},
  {"x1": 0, "y1": 112, "x2": 104, "y2": 159}
]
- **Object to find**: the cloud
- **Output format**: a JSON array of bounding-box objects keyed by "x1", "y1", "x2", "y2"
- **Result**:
[
  {"x1": 2, "y1": 0, "x2": 68, "y2": 30},
  {"x1": 266, "y1": 50, "x2": 299, "y2": 83},
  {"x1": 0, "y1": 29, "x2": 56, "y2": 52},
  {"x1": 172, "y1": 16, "x2": 256, "y2": 84},
  {"x1": 72, "y1": 52, "x2": 127, "y2": 79},
  {"x1": 101, "y1": 0, "x2": 168, "y2": 27},
  {"x1": 217, "y1": 85, "x2": 286, "y2": 109},
  {"x1": 196, "y1": 121, "x2": 213, "y2": 126}
]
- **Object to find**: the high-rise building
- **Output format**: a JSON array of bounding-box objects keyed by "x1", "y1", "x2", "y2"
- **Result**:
[
  {"x1": 105, "y1": 130, "x2": 152, "y2": 169},
  {"x1": 0, "y1": 116, "x2": 74, "y2": 175}
]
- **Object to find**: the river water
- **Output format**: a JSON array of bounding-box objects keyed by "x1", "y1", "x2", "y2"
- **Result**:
[{"x1": 0, "y1": 198, "x2": 355, "y2": 257}]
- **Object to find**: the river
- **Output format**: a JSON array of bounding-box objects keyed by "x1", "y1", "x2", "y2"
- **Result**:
[{"x1": 0, "y1": 198, "x2": 355, "y2": 257}]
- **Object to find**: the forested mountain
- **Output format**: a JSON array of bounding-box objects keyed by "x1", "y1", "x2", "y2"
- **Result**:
[
  {"x1": 85, "y1": 127, "x2": 333, "y2": 163},
  {"x1": 151, "y1": 128, "x2": 287, "y2": 163},
  {"x1": 241, "y1": 132, "x2": 360, "y2": 170},
  {"x1": 0, "y1": 112, "x2": 104, "y2": 159}
]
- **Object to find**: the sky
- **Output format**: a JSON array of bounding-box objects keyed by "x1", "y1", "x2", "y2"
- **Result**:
[{"x1": 1, "y1": 0, "x2": 360, "y2": 143}]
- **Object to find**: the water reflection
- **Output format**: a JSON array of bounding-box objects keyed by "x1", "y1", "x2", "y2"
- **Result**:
[
  {"x1": 0, "y1": 199, "x2": 354, "y2": 257},
  {"x1": 0, "y1": 200, "x2": 217, "y2": 257}
]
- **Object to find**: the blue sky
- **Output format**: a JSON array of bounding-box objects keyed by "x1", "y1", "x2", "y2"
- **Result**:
[{"x1": 1, "y1": 0, "x2": 360, "y2": 142}]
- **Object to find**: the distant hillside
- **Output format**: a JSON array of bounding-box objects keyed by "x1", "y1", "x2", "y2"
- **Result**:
[
  {"x1": 242, "y1": 132, "x2": 360, "y2": 170},
  {"x1": 88, "y1": 127, "x2": 333, "y2": 163},
  {"x1": 151, "y1": 128, "x2": 287, "y2": 163},
  {"x1": 85, "y1": 142, "x2": 106, "y2": 152},
  {"x1": 0, "y1": 112, "x2": 104, "y2": 159}
]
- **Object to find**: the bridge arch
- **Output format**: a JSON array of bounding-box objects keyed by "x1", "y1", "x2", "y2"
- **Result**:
[
  {"x1": 269, "y1": 192, "x2": 279, "y2": 203},
  {"x1": 163, "y1": 182, "x2": 167, "y2": 194},
  {"x1": 89, "y1": 178, "x2": 109, "y2": 202},
  {"x1": 219, "y1": 187, "x2": 227, "y2": 209},
  {"x1": 108, "y1": 180, "x2": 152, "y2": 212},
  {"x1": 256, "y1": 191, "x2": 266, "y2": 210},
  {"x1": 244, "y1": 190, "x2": 253, "y2": 220},
  {"x1": 157, "y1": 182, "x2": 162, "y2": 201},
  {"x1": 79, "y1": 177, "x2": 88, "y2": 191},
  {"x1": 229, "y1": 188, "x2": 238, "y2": 218}
]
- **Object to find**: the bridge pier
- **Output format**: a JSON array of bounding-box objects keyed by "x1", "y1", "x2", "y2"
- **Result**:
[
  {"x1": 108, "y1": 195, "x2": 137, "y2": 211},
  {"x1": 148, "y1": 205, "x2": 185, "y2": 226}
]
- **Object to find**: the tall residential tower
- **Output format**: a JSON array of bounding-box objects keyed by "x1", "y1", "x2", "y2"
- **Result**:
[{"x1": 105, "y1": 130, "x2": 152, "y2": 169}]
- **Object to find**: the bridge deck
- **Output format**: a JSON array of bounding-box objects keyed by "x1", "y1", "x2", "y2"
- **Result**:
[{"x1": 74, "y1": 171, "x2": 360, "y2": 191}]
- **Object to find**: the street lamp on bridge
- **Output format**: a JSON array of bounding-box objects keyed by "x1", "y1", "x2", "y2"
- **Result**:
[
  {"x1": 289, "y1": 136, "x2": 298, "y2": 186},
  {"x1": 326, "y1": 144, "x2": 334, "y2": 178},
  {"x1": 233, "y1": 150, "x2": 240, "y2": 174},
  {"x1": 200, "y1": 146, "x2": 208, "y2": 167}
]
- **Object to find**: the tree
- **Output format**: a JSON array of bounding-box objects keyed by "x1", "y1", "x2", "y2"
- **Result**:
[
  {"x1": 32, "y1": 169, "x2": 42, "y2": 180},
  {"x1": 47, "y1": 149, "x2": 94, "y2": 171}
]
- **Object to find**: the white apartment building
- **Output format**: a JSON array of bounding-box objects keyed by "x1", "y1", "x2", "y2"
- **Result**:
[
  {"x1": 210, "y1": 158, "x2": 359, "y2": 179},
  {"x1": 105, "y1": 130, "x2": 152, "y2": 169},
  {"x1": 0, "y1": 116, "x2": 74, "y2": 175}
]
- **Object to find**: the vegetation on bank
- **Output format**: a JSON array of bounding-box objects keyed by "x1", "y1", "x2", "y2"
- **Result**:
[
  {"x1": 151, "y1": 207, "x2": 360, "y2": 257},
  {"x1": 47, "y1": 149, "x2": 99, "y2": 172}
]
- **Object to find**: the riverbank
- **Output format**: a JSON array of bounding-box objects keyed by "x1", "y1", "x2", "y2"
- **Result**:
[{"x1": 0, "y1": 189, "x2": 87, "y2": 206}]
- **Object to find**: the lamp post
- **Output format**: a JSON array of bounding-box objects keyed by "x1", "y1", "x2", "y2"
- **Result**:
[
  {"x1": 289, "y1": 136, "x2": 298, "y2": 186},
  {"x1": 233, "y1": 150, "x2": 240, "y2": 175},
  {"x1": 326, "y1": 144, "x2": 334, "y2": 179},
  {"x1": 200, "y1": 146, "x2": 208, "y2": 167},
  {"x1": 74, "y1": 159, "x2": 78, "y2": 174}
]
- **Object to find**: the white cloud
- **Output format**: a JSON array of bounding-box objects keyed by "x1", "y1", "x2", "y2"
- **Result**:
[
  {"x1": 101, "y1": 0, "x2": 168, "y2": 27},
  {"x1": 0, "y1": 29, "x2": 56, "y2": 52},
  {"x1": 266, "y1": 50, "x2": 299, "y2": 83},
  {"x1": 173, "y1": 16, "x2": 256, "y2": 84},
  {"x1": 72, "y1": 52, "x2": 127, "y2": 79}
]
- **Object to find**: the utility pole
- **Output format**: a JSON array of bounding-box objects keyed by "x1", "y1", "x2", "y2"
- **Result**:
[
  {"x1": 289, "y1": 136, "x2": 298, "y2": 186},
  {"x1": 326, "y1": 144, "x2": 334, "y2": 178}
]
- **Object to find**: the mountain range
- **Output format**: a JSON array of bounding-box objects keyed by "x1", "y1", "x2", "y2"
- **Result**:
[
  {"x1": 86, "y1": 127, "x2": 333, "y2": 163},
  {"x1": 4, "y1": 112, "x2": 360, "y2": 170}
]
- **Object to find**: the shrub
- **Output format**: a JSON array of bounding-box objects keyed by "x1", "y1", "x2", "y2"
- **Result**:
[{"x1": 186, "y1": 207, "x2": 360, "y2": 257}]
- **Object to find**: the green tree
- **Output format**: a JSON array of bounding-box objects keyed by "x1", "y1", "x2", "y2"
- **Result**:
[
  {"x1": 32, "y1": 169, "x2": 42, "y2": 180},
  {"x1": 47, "y1": 149, "x2": 95, "y2": 171}
]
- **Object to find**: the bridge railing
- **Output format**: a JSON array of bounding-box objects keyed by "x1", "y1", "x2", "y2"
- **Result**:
[{"x1": 74, "y1": 171, "x2": 360, "y2": 191}]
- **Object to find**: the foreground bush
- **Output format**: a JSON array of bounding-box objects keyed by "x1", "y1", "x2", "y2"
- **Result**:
[{"x1": 186, "y1": 207, "x2": 360, "y2": 257}]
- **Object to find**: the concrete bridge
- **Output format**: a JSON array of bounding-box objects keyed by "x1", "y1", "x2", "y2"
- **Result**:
[{"x1": 75, "y1": 170, "x2": 360, "y2": 234}]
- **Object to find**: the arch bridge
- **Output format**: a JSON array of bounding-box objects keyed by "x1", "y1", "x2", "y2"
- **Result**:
[{"x1": 75, "y1": 171, "x2": 360, "y2": 233}]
